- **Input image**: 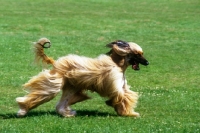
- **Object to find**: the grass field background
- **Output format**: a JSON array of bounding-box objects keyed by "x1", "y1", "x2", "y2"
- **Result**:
[{"x1": 0, "y1": 0, "x2": 199, "y2": 132}]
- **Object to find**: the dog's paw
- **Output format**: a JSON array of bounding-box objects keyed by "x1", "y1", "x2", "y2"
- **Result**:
[
  {"x1": 57, "y1": 108, "x2": 76, "y2": 117},
  {"x1": 16, "y1": 97, "x2": 28, "y2": 117},
  {"x1": 131, "y1": 112, "x2": 140, "y2": 117},
  {"x1": 17, "y1": 109, "x2": 27, "y2": 117},
  {"x1": 64, "y1": 110, "x2": 77, "y2": 117}
]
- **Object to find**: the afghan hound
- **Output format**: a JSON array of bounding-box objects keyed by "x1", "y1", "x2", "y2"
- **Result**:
[{"x1": 16, "y1": 38, "x2": 149, "y2": 117}]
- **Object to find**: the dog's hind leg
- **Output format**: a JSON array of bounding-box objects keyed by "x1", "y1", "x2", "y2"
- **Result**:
[
  {"x1": 68, "y1": 91, "x2": 90, "y2": 105},
  {"x1": 56, "y1": 86, "x2": 76, "y2": 117},
  {"x1": 56, "y1": 85, "x2": 90, "y2": 117},
  {"x1": 16, "y1": 70, "x2": 62, "y2": 117}
]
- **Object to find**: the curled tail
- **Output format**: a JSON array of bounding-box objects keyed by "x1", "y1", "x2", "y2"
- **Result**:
[{"x1": 34, "y1": 38, "x2": 55, "y2": 65}]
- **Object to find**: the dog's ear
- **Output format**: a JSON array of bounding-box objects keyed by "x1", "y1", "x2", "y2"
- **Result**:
[{"x1": 106, "y1": 40, "x2": 130, "y2": 56}]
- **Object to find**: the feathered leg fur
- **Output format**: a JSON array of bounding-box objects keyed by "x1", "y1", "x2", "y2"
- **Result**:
[
  {"x1": 106, "y1": 85, "x2": 139, "y2": 117},
  {"x1": 16, "y1": 70, "x2": 62, "y2": 117}
]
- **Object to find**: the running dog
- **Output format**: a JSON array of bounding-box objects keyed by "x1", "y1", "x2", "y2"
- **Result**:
[{"x1": 16, "y1": 38, "x2": 149, "y2": 117}]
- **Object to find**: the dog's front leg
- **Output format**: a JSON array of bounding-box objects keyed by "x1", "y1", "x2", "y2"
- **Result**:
[
  {"x1": 106, "y1": 83, "x2": 140, "y2": 117},
  {"x1": 114, "y1": 88, "x2": 140, "y2": 117}
]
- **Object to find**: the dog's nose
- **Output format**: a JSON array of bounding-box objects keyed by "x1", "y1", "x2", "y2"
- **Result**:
[{"x1": 146, "y1": 61, "x2": 149, "y2": 65}]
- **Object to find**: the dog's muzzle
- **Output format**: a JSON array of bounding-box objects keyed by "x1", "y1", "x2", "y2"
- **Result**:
[{"x1": 131, "y1": 59, "x2": 149, "y2": 70}]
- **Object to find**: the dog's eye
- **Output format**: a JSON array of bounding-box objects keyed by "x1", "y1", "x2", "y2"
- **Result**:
[{"x1": 135, "y1": 54, "x2": 141, "y2": 57}]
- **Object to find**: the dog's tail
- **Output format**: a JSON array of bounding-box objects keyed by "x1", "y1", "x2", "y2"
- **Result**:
[{"x1": 34, "y1": 38, "x2": 55, "y2": 65}]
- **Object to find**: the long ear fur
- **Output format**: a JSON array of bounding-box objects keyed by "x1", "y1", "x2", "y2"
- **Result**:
[
  {"x1": 34, "y1": 38, "x2": 55, "y2": 65},
  {"x1": 106, "y1": 40, "x2": 130, "y2": 56}
]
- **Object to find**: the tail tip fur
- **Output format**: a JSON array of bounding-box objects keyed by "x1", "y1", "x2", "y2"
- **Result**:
[{"x1": 36, "y1": 37, "x2": 50, "y2": 45}]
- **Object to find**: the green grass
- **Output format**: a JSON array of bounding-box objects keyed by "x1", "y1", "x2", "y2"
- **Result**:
[{"x1": 0, "y1": 0, "x2": 200, "y2": 132}]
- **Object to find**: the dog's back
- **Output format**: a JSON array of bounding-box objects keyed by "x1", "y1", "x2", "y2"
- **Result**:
[
  {"x1": 54, "y1": 54, "x2": 117, "y2": 73},
  {"x1": 53, "y1": 54, "x2": 123, "y2": 97}
]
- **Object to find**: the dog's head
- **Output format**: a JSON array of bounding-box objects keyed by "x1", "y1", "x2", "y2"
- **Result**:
[{"x1": 106, "y1": 40, "x2": 149, "y2": 70}]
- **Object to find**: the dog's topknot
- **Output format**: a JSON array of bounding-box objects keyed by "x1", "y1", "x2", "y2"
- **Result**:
[
  {"x1": 128, "y1": 42, "x2": 143, "y2": 55},
  {"x1": 106, "y1": 40, "x2": 129, "y2": 48}
]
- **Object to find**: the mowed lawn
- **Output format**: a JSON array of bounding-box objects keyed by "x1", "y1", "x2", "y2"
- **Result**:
[{"x1": 0, "y1": 0, "x2": 199, "y2": 132}]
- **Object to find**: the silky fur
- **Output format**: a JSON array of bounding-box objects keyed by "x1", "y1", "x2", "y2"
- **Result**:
[{"x1": 16, "y1": 38, "x2": 148, "y2": 117}]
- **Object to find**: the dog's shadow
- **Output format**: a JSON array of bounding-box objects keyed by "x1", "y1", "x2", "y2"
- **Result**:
[{"x1": 0, "y1": 110, "x2": 117, "y2": 119}]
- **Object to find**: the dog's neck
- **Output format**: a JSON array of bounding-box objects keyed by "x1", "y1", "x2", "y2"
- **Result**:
[{"x1": 110, "y1": 52, "x2": 128, "y2": 72}]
